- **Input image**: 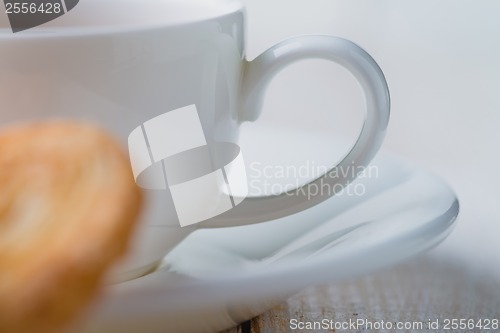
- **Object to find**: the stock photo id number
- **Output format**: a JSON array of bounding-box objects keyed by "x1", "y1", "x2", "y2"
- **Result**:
[{"x1": 2, "y1": 0, "x2": 79, "y2": 32}]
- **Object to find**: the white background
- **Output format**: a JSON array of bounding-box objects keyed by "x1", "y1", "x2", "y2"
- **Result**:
[{"x1": 240, "y1": 0, "x2": 500, "y2": 282}]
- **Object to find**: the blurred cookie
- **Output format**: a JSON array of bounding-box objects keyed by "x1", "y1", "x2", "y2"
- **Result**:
[{"x1": 0, "y1": 122, "x2": 142, "y2": 333}]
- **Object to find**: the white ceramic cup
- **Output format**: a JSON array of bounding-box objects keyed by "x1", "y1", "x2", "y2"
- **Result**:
[{"x1": 0, "y1": 0, "x2": 390, "y2": 282}]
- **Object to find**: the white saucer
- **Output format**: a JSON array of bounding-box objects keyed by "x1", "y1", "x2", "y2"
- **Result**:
[{"x1": 77, "y1": 127, "x2": 459, "y2": 333}]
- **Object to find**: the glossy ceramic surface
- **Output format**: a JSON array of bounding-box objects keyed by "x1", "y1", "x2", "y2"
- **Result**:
[
  {"x1": 1, "y1": 0, "x2": 391, "y2": 281},
  {"x1": 0, "y1": 0, "x2": 245, "y2": 34},
  {"x1": 0, "y1": 0, "x2": 390, "y2": 281},
  {"x1": 76, "y1": 127, "x2": 459, "y2": 333}
]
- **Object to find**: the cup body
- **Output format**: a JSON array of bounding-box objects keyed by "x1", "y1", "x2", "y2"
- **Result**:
[
  {"x1": 0, "y1": 0, "x2": 391, "y2": 282},
  {"x1": 0, "y1": 3, "x2": 247, "y2": 281}
]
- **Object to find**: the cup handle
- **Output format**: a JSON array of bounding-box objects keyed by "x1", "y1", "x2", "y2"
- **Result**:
[{"x1": 200, "y1": 35, "x2": 390, "y2": 228}]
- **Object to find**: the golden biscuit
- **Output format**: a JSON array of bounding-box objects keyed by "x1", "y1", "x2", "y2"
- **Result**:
[{"x1": 0, "y1": 122, "x2": 142, "y2": 333}]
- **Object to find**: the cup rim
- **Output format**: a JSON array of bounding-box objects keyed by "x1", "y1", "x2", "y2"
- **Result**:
[{"x1": 0, "y1": 0, "x2": 244, "y2": 40}]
